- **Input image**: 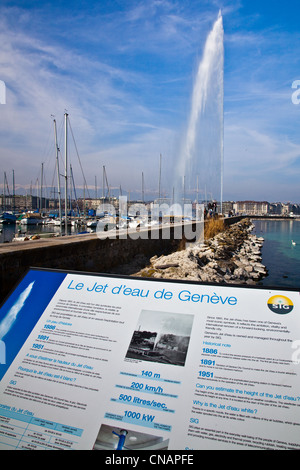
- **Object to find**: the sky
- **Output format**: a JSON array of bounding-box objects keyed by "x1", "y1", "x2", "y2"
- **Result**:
[{"x1": 0, "y1": 0, "x2": 300, "y2": 203}]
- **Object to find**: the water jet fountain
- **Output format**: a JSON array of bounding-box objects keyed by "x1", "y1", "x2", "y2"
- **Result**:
[{"x1": 174, "y1": 11, "x2": 224, "y2": 213}]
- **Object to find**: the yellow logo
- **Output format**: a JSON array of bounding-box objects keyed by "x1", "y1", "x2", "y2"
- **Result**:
[{"x1": 267, "y1": 295, "x2": 293, "y2": 314}]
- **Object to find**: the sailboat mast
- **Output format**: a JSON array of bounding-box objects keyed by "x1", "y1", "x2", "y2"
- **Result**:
[
  {"x1": 3, "y1": 172, "x2": 6, "y2": 212},
  {"x1": 70, "y1": 164, "x2": 80, "y2": 215},
  {"x1": 103, "y1": 165, "x2": 109, "y2": 200},
  {"x1": 40, "y1": 162, "x2": 44, "y2": 214},
  {"x1": 12, "y1": 169, "x2": 15, "y2": 213},
  {"x1": 102, "y1": 165, "x2": 105, "y2": 201},
  {"x1": 53, "y1": 119, "x2": 62, "y2": 230},
  {"x1": 64, "y1": 112, "x2": 68, "y2": 235},
  {"x1": 158, "y1": 154, "x2": 162, "y2": 203}
]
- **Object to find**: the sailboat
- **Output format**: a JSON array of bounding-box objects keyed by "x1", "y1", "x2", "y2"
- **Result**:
[
  {"x1": 0, "y1": 212, "x2": 17, "y2": 224},
  {"x1": 19, "y1": 212, "x2": 42, "y2": 225}
]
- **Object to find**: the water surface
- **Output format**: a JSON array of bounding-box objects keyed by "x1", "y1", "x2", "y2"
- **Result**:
[{"x1": 253, "y1": 219, "x2": 300, "y2": 289}]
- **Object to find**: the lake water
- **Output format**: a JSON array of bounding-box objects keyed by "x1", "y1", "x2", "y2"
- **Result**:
[{"x1": 252, "y1": 219, "x2": 300, "y2": 289}]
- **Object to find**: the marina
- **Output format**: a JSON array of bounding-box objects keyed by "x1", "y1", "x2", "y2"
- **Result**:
[{"x1": 0, "y1": 207, "x2": 174, "y2": 243}]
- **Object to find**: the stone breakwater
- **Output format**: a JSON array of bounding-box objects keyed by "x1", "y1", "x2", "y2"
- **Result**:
[{"x1": 135, "y1": 219, "x2": 267, "y2": 285}]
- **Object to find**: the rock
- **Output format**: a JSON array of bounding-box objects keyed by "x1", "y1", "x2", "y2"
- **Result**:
[
  {"x1": 252, "y1": 263, "x2": 266, "y2": 274},
  {"x1": 234, "y1": 267, "x2": 249, "y2": 279},
  {"x1": 250, "y1": 272, "x2": 262, "y2": 280},
  {"x1": 154, "y1": 263, "x2": 180, "y2": 270},
  {"x1": 244, "y1": 265, "x2": 254, "y2": 273},
  {"x1": 134, "y1": 218, "x2": 267, "y2": 285}
]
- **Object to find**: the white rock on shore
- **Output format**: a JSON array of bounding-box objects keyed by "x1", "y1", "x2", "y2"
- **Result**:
[{"x1": 135, "y1": 219, "x2": 267, "y2": 285}]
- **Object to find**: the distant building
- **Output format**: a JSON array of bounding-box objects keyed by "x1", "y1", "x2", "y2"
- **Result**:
[
  {"x1": 221, "y1": 201, "x2": 234, "y2": 215},
  {"x1": 233, "y1": 201, "x2": 269, "y2": 216},
  {"x1": 0, "y1": 194, "x2": 40, "y2": 212},
  {"x1": 268, "y1": 203, "x2": 282, "y2": 215},
  {"x1": 288, "y1": 203, "x2": 300, "y2": 215}
]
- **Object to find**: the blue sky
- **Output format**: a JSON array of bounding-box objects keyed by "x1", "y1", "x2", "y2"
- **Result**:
[{"x1": 0, "y1": 0, "x2": 300, "y2": 203}]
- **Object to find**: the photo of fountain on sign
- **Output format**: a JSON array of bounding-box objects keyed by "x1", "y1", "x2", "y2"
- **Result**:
[{"x1": 125, "y1": 310, "x2": 194, "y2": 367}]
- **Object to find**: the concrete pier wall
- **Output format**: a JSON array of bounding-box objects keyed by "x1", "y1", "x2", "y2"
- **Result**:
[{"x1": 0, "y1": 217, "x2": 243, "y2": 302}]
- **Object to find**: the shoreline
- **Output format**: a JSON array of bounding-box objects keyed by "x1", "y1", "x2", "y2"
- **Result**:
[{"x1": 132, "y1": 219, "x2": 267, "y2": 285}]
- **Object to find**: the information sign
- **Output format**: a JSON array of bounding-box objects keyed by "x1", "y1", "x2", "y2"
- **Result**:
[{"x1": 0, "y1": 268, "x2": 299, "y2": 450}]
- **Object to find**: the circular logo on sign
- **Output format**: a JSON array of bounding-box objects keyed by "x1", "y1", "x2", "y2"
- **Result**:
[{"x1": 267, "y1": 295, "x2": 294, "y2": 314}]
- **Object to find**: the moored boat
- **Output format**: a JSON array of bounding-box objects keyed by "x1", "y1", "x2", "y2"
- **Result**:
[
  {"x1": 19, "y1": 213, "x2": 43, "y2": 225},
  {"x1": 0, "y1": 212, "x2": 17, "y2": 224}
]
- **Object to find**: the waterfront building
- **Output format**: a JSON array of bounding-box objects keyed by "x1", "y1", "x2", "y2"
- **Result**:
[
  {"x1": 0, "y1": 194, "x2": 42, "y2": 212},
  {"x1": 221, "y1": 201, "x2": 234, "y2": 215},
  {"x1": 233, "y1": 201, "x2": 269, "y2": 216}
]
